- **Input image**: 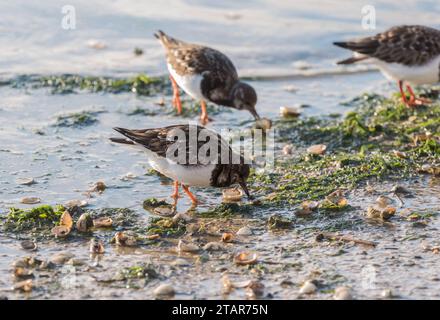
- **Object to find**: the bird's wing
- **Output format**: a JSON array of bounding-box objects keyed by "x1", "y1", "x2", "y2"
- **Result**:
[
  {"x1": 334, "y1": 25, "x2": 440, "y2": 66},
  {"x1": 156, "y1": 32, "x2": 239, "y2": 104},
  {"x1": 112, "y1": 125, "x2": 232, "y2": 167}
]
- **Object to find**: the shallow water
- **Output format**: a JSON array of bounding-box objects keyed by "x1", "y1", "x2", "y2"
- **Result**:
[{"x1": 0, "y1": 1, "x2": 440, "y2": 300}]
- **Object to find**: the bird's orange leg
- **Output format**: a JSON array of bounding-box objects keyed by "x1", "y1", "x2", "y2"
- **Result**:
[
  {"x1": 398, "y1": 80, "x2": 409, "y2": 106},
  {"x1": 171, "y1": 180, "x2": 180, "y2": 200},
  {"x1": 182, "y1": 184, "x2": 198, "y2": 205},
  {"x1": 200, "y1": 100, "x2": 211, "y2": 125},
  {"x1": 406, "y1": 84, "x2": 432, "y2": 107},
  {"x1": 169, "y1": 75, "x2": 182, "y2": 114}
]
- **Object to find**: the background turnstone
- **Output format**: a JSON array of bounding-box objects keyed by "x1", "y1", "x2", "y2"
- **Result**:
[
  {"x1": 110, "y1": 124, "x2": 251, "y2": 204},
  {"x1": 334, "y1": 25, "x2": 440, "y2": 107},
  {"x1": 154, "y1": 30, "x2": 260, "y2": 124}
]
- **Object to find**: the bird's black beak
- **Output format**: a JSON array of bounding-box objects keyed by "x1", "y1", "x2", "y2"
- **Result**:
[
  {"x1": 239, "y1": 180, "x2": 253, "y2": 200},
  {"x1": 250, "y1": 108, "x2": 261, "y2": 121}
]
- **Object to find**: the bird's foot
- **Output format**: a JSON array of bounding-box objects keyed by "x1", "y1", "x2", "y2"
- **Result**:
[
  {"x1": 170, "y1": 193, "x2": 180, "y2": 200},
  {"x1": 182, "y1": 185, "x2": 199, "y2": 205},
  {"x1": 406, "y1": 97, "x2": 432, "y2": 108},
  {"x1": 200, "y1": 114, "x2": 213, "y2": 125}
]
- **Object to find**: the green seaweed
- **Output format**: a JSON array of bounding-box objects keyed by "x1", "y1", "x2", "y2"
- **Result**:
[
  {"x1": 118, "y1": 264, "x2": 158, "y2": 280},
  {"x1": 53, "y1": 110, "x2": 102, "y2": 127},
  {"x1": 3, "y1": 205, "x2": 65, "y2": 232},
  {"x1": 252, "y1": 91, "x2": 440, "y2": 207},
  {"x1": 146, "y1": 217, "x2": 186, "y2": 237},
  {"x1": 200, "y1": 202, "x2": 253, "y2": 218},
  {"x1": 6, "y1": 74, "x2": 168, "y2": 96},
  {"x1": 267, "y1": 214, "x2": 292, "y2": 230}
]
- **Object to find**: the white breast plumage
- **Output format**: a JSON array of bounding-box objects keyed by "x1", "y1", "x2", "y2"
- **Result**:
[
  {"x1": 372, "y1": 55, "x2": 440, "y2": 85},
  {"x1": 167, "y1": 63, "x2": 205, "y2": 100}
]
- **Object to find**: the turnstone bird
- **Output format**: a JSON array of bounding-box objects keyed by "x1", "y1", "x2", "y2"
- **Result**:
[
  {"x1": 154, "y1": 30, "x2": 260, "y2": 124},
  {"x1": 110, "y1": 124, "x2": 251, "y2": 204},
  {"x1": 334, "y1": 25, "x2": 440, "y2": 107}
]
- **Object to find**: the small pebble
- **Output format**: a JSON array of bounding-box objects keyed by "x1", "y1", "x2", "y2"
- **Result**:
[
  {"x1": 20, "y1": 240, "x2": 37, "y2": 251},
  {"x1": 20, "y1": 197, "x2": 40, "y2": 204},
  {"x1": 203, "y1": 242, "x2": 224, "y2": 252},
  {"x1": 16, "y1": 178, "x2": 35, "y2": 186},
  {"x1": 334, "y1": 286, "x2": 353, "y2": 300},
  {"x1": 236, "y1": 226, "x2": 253, "y2": 236},
  {"x1": 177, "y1": 240, "x2": 200, "y2": 253},
  {"x1": 282, "y1": 144, "x2": 293, "y2": 155},
  {"x1": 381, "y1": 289, "x2": 393, "y2": 299},
  {"x1": 50, "y1": 252, "x2": 74, "y2": 265},
  {"x1": 153, "y1": 283, "x2": 175, "y2": 298},
  {"x1": 299, "y1": 280, "x2": 317, "y2": 294}
]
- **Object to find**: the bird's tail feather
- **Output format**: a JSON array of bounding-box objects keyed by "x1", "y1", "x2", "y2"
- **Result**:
[
  {"x1": 109, "y1": 137, "x2": 135, "y2": 145},
  {"x1": 336, "y1": 56, "x2": 369, "y2": 65}
]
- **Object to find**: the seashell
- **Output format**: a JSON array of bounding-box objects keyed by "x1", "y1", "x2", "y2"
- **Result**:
[
  {"x1": 13, "y1": 267, "x2": 34, "y2": 279},
  {"x1": 51, "y1": 225, "x2": 70, "y2": 238},
  {"x1": 234, "y1": 252, "x2": 258, "y2": 266},
  {"x1": 366, "y1": 206, "x2": 396, "y2": 220},
  {"x1": 121, "y1": 172, "x2": 137, "y2": 180},
  {"x1": 236, "y1": 226, "x2": 253, "y2": 236},
  {"x1": 324, "y1": 190, "x2": 348, "y2": 207},
  {"x1": 153, "y1": 283, "x2": 175, "y2": 297},
  {"x1": 302, "y1": 200, "x2": 320, "y2": 210},
  {"x1": 419, "y1": 164, "x2": 440, "y2": 175},
  {"x1": 20, "y1": 240, "x2": 37, "y2": 251},
  {"x1": 172, "y1": 212, "x2": 192, "y2": 223},
  {"x1": 280, "y1": 106, "x2": 301, "y2": 118},
  {"x1": 334, "y1": 286, "x2": 353, "y2": 300},
  {"x1": 60, "y1": 211, "x2": 73, "y2": 229},
  {"x1": 89, "y1": 238, "x2": 105, "y2": 254},
  {"x1": 375, "y1": 195, "x2": 393, "y2": 208},
  {"x1": 146, "y1": 234, "x2": 160, "y2": 240},
  {"x1": 254, "y1": 118, "x2": 272, "y2": 130},
  {"x1": 65, "y1": 199, "x2": 88, "y2": 208},
  {"x1": 307, "y1": 144, "x2": 327, "y2": 155},
  {"x1": 381, "y1": 289, "x2": 393, "y2": 299},
  {"x1": 299, "y1": 280, "x2": 317, "y2": 294},
  {"x1": 392, "y1": 150, "x2": 407, "y2": 158},
  {"x1": 76, "y1": 213, "x2": 93, "y2": 232},
  {"x1": 221, "y1": 274, "x2": 234, "y2": 294},
  {"x1": 221, "y1": 233, "x2": 234, "y2": 243},
  {"x1": 13, "y1": 279, "x2": 33, "y2": 292},
  {"x1": 93, "y1": 217, "x2": 113, "y2": 228},
  {"x1": 87, "y1": 39, "x2": 107, "y2": 50},
  {"x1": 20, "y1": 197, "x2": 41, "y2": 204},
  {"x1": 222, "y1": 188, "x2": 243, "y2": 202},
  {"x1": 16, "y1": 178, "x2": 35, "y2": 186},
  {"x1": 282, "y1": 144, "x2": 293, "y2": 155},
  {"x1": 245, "y1": 280, "x2": 265, "y2": 299},
  {"x1": 50, "y1": 252, "x2": 74, "y2": 265},
  {"x1": 292, "y1": 60, "x2": 312, "y2": 70},
  {"x1": 153, "y1": 206, "x2": 174, "y2": 217},
  {"x1": 114, "y1": 231, "x2": 137, "y2": 247},
  {"x1": 295, "y1": 207, "x2": 313, "y2": 217},
  {"x1": 177, "y1": 240, "x2": 199, "y2": 253},
  {"x1": 203, "y1": 242, "x2": 224, "y2": 252}
]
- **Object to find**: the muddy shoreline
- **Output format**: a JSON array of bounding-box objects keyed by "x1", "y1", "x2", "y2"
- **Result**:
[{"x1": 1, "y1": 75, "x2": 439, "y2": 300}]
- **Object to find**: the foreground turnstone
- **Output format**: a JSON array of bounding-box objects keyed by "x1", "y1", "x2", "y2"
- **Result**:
[
  {"x1": 334, "y1": 25, "x2": 440, "y2": 107},
  {"x1": 110, "y1": 124, "x2": 251, "y2": 204},
  {"x1": 154, "y1": 30, "x2": 260, "y2": 124}
]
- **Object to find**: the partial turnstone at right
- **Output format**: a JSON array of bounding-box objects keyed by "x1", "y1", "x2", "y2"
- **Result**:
[
  {"x1": 155, "y1": 30, "x2": 260, "y2": 124},
  {"x1": 110, "y1": 124, "x2": 252, "y2": 205},
  {"x1": 334, "y1": 25, "x2": 440, "y2": 107}
]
